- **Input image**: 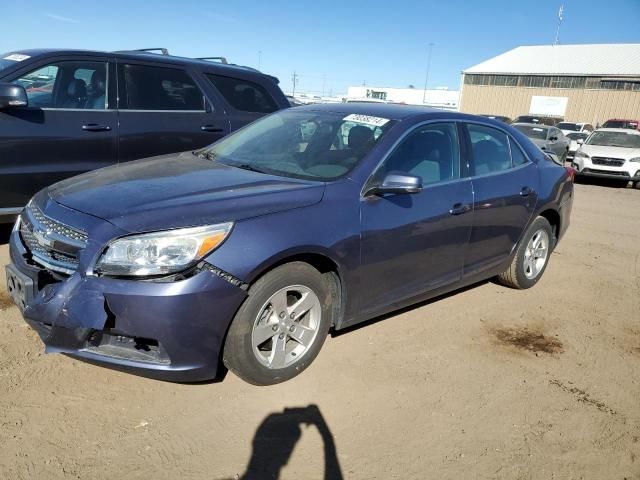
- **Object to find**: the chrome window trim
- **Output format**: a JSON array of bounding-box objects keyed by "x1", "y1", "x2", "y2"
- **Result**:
[{"x1": 0, "y1": 207, "x2": 24, "y2": 215}]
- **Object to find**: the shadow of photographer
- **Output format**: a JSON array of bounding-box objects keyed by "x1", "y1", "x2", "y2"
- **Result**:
[{"x1": 231, "y1": 404, "x2": 344, "y2": 480}]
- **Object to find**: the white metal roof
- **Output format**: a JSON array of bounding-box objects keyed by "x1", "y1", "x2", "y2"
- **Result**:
[{"x1": 464, "y1": 44, "x2": 640, "y2": 76}]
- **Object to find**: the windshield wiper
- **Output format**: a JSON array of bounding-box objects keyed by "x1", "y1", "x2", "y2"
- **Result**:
[{"x1": 232, "y1": 163, "x2": 267, "y2": 174}]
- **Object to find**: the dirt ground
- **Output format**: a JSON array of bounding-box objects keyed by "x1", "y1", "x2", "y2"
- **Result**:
[{"x1": 0, "y1": 181, "x2": 639, "y2": 480}]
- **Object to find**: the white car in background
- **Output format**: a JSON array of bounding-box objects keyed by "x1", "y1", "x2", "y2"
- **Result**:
[
  {"x1": 556, "y1": 122, "x2": 594, "y2": 136},
  {"x1": 572, "y1": 128, "x2": 640, "y2": 186},
  {"x1": 566, "y1": 131, "x2": 590, "y2": 160}
]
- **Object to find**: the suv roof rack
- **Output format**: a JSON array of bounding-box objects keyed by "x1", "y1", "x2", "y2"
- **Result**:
[
  {"x1": 115, "y1": 48, "x2": 170, "y2": 56},
  {"x1": 196, "y1": 57, "x2": 228, "y2": 64}
]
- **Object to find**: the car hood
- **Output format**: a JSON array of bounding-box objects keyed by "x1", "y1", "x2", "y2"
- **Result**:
[
  {"x1": 579, "y1": 144, "x2": 640, "y2": 159},
  {"x1": 48, "y1": 152, "x2": 325, "y2": 232}
]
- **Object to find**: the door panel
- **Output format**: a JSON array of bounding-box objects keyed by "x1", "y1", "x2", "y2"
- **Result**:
[
  {"x1": 116, "y1": 62, "x2": 229, "y2": 162},
  {"x1": 463, "y1": 123, "x2": 539, "y2": 276},
  {"x1": 359, "y1": 179, "x2": 474, "y2": 315},
  {"x1": 0, "y1": 59, "x2": 117, "y2": 208}
]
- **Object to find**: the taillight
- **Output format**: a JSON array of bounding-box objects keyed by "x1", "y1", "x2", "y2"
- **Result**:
[{"x1": 564, "y1": 166, "x2": 576, "y2": 181}]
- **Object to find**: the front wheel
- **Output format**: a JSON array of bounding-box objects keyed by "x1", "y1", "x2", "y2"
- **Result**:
[
  {"x1": 223, "y1": 262, "x2": 332, "y2": 385},
  {"x1": 497, "y1": 216, "x2": 553, "y2": 289}
]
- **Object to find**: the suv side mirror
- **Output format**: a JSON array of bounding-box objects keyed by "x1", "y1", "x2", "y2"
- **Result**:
[
  {"x1": 367, "y1": 172, "x2": 422, "y2": 196},
  {"x1": 549, "y1": 136, "x2": 558, "y2": 142},
  {"x1": 0, "y1": 83, "x2": 28, "y2": 109}
]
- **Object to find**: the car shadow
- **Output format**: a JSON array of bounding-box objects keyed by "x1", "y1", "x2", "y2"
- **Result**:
[{"x1": 220, "y1": 404, "x2": 344, "y2": 480}]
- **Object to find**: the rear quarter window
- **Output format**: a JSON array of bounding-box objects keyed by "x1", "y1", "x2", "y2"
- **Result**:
[{"x1": 206, "y1": 74, "x2": 278, "y2": 113}]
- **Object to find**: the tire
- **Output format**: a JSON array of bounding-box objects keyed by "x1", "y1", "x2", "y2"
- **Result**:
[
  {"x1": 497, "y1": 216, "x2": 553, "y2": 290},
  {"x1": 223, "y1": 262, "x2": 332, "y2": 386}
]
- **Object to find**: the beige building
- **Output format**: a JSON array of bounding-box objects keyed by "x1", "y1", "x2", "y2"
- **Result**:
[{"x1": 459, "y1": 44, "x2": 640, "y2": 124}]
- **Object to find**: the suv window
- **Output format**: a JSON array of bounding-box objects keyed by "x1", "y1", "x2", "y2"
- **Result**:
[
  {"x1": 467, "y1": 124, "x2": 512, "y2": 175},
  {"x1": 206, "y1": 74, "x2": 278, "y2": 113},
  {"x1": 381, "y1": 123, "x2": 460, "y2": 185},
  {"x1": 120, "y1": 64, "x2": 205, "y2": 111},
  {"x1": 509, "y1": 138, "x2": 529, "y2": 166},
  {"x1": 12, "y1": 61, "x2": 107, "y2": 109}
]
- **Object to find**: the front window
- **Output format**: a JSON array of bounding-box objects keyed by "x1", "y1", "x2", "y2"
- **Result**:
[
  {"x1": 0, "y1": 52, "x2": 32, "y2": 75},
  {"x1": 514, "y1": 125, "x2": 548, "y2": 140},
  {"x1": 556, "y1": 122, "x2": 579, "y2": 131},
  {"x1": 201, "y1": 110, "x2": 396, "y2": 180},
  {"x1": 585, "y1": 131, "x2": 640, "y2": 148}
]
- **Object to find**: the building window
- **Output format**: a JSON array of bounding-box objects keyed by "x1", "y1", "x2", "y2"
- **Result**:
[{"x1": 464, "y1": 73, "x2": 640, "y2": 91}]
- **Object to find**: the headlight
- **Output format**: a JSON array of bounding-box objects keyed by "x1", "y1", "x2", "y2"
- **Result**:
[
  {"x1": 629, "y1": 157, "x2": 640, "y2": 163},
  {"x1": 96, "y1": 223, "x2": 233, "y2": 277},
  {"x1": 575, "y1": 150, "x2": 590, "y2": 159}
]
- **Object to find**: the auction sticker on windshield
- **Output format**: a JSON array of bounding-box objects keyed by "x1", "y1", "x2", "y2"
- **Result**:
[
  {"x1": 3, "y1": 54, "x2": 30, "y2": 62},
  {"x1": 343, "y1": 114, "x2": 390, "y2": 127}
]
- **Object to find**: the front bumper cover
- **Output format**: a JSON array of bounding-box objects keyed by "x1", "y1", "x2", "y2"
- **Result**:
[{"x1": 8, "y1": 227, "x2": 248, "y2": 382}]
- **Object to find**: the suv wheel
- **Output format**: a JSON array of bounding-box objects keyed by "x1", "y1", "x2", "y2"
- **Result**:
[
  {"x1": 223, "y1": 262, "x2": 331, "y2": 385},
  {"x1": 497, "y1": 216, "x2": 553, "y2": 289}
]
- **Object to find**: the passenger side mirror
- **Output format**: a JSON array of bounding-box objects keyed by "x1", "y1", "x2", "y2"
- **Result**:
[
  {"x1": 0, "y1": 83, "x2": 28, "y2": 109},
  {"x1": 367, "y1": 172, "x2": 422, "y2": 196},
  {"x1": 549, "y1": 136, "x2": 558, "y2": 142},
  {"x1": 577, "y1": 138, "x2": 584, "y2": 145}
]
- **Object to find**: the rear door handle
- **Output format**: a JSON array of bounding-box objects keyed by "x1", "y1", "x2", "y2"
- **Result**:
[
  {"x1": 449, "y1": 203, "x2": 471, "y2": 216},
  {"x1": 201, "y1": 125, "x2": 224, "y2": 133},
  {"x1": 520, "y1": 186, "x2": 534, "y2": 197},
  {"x1": 82, "y1": 124, "x2": 111, "y2": 132}
]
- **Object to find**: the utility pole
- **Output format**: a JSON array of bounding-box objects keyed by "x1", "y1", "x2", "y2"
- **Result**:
[
  {"x1": 422, "y1": 42, "x2": 435, "y2": 105},
  {"x1": 258, "y1": 50, "x2": 262, "y2": 70},
  {"x1": 554, "y1": 4, "x2": 564, "y2": 45},
  {"x1": 291, "y1": 71, "x2": 299, "y2": 97}
]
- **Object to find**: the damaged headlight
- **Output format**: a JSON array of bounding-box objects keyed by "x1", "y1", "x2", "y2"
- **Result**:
[{"x1": 96, "y1": 223, "x2": 233, "y2": 277}]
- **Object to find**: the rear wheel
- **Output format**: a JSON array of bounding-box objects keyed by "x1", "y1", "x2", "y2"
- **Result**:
[
  {"x1": 223, "y1": 262, "x2": 332, "y2": 385},
  {"x1": 497, "y1": 216, "x2": 553, "y2": 289}
]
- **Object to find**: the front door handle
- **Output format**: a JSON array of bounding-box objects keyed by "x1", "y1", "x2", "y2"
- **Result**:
[
  {"x1": 520, "y1": 186, "x2": 534, "y2": 197},
  {"x1": 82, "y1": 124, "x2": 111, "y2": 132},
  {"x1": 449, "y1": 203, "x2": 471, "y2": 216},
  {"x1": 201, "y1": 125, "x2": 224, "y2": 133}
]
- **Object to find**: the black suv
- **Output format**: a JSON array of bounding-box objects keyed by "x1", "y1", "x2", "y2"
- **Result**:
[{"x1": 0, "y1": 48, "x2": 290, "y2": 222}]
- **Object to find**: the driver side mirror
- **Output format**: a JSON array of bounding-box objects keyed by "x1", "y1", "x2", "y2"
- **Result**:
[
  {"x1": 577, "y1": 138, "x2": 584, "y2": 145},
  {"x1": 549, "y1": 136, "x2": 558, "y2": 142},
  {"x1": 0, "y1": 83, "x2": 28, "y2": 109},
  {"x1": 366, "y1": 172, "x2": 422, "y2": 196}
]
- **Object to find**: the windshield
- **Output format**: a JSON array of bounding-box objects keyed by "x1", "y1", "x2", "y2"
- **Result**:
[
  {"x1": 0, "y1": 52, "x2": 31, "y2": 76},
  {"x1": 557, "y1": 122, "x2": 579, "y2": 131},
  {"x1": 514, "y1": 125, "x2": 548, "y2": 140},
  {"x1": 585, "y1": 131, "x2": 640, "y2": 148},
  {"x1": 202, "y1": 110, "x2": 396, "y2": 180},
  {"x1": 566, "y1": 132, "x2": 588, "y2": 141}
]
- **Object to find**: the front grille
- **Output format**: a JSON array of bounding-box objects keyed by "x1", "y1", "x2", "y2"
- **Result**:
[
  {"x1": 591, "y1": 157, "x2": 625, "y2": 167},
  {"x1": 583, "y1": 168, "x2": 630, "y2": 177},
  {"x1": 19, "y1": 206, "x2": 87, "y2": 275}
]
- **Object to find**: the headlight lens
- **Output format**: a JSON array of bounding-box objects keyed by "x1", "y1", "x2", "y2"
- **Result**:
[
  {"x1": 629, "y1": 157, "x2": 640, "y2": 163},
  {"x1": 575, "y1": 150, "x2": 590, "y2": 159},
  {"x1": 96, "y1": 223, "x2": 233, "y2": 277}
]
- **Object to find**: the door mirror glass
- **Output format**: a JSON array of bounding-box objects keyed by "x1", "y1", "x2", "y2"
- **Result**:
[
  {"x1": 368, "y1": 172, "x2": 422, "y2": 196},
  {"x1": 0, "y1": 82, "x2": 28, "y2": 109}
]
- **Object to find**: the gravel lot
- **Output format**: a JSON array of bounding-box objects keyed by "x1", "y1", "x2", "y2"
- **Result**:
[{"x1": 0, "y1": 182, "x2": 639, "y2": 479}]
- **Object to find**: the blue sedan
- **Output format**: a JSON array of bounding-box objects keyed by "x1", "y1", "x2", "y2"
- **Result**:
[{"x1": 5, "y1": 104, "x2": 573, "y2": 385}]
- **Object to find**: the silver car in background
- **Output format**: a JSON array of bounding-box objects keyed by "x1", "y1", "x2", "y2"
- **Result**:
[{"x1": 513, "y1": 123, "x2": 571, "y2": 163}]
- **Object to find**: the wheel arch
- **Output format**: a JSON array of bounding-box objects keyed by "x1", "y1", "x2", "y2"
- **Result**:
[{"x1": 537, "y1": 208, "x2": 561, "y2": 247}]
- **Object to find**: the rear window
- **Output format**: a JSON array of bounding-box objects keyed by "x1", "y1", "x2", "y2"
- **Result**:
[
  {"x1": 556, "y1": 122, "x2": 579, "y2": 131},
  {"x1": 514, "y1": 125, "x2": 548, "y2": 140},
  {"x1": 206, "y1": 74, "x2": 278, "y2": 113}
]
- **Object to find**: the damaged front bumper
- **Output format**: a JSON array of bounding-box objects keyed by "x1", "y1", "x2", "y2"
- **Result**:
[{"x1": 7, "y1": 214, "x2": 248, "y2": 382}]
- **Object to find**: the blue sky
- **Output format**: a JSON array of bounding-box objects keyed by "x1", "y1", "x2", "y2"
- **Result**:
[{"x1": 2, "y1": 0, "x2": 639, "y2": 95}]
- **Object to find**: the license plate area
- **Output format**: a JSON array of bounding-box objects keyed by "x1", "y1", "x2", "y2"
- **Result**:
[{"x1": 5, "y1": 264, "x2": 34, "y2": 313}]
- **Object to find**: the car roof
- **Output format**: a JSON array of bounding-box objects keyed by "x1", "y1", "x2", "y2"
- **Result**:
[
  {"x1": 292, "y1": 102, "x2": 478, "y2": 121},
  {"x1": 7, "y1": 48, "x2": 276, "y2": 81},
  {"x1": 596, "y1": 128, "x2": 640, "y2": 134}
]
